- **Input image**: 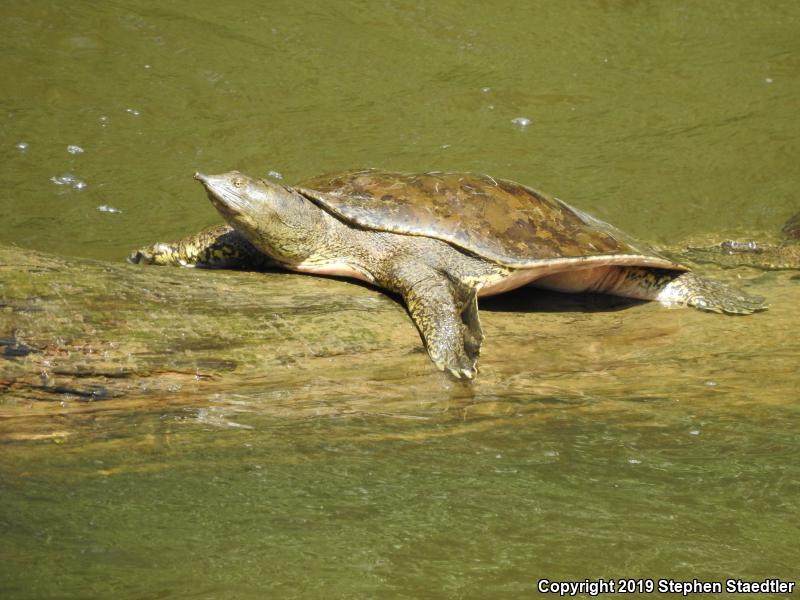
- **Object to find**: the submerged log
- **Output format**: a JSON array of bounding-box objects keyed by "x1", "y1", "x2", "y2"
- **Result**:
[{"x1": 1, "y1": 243, "x2": 797, "y2": 441}]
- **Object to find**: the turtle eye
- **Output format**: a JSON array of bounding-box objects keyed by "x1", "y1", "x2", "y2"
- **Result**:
[{"x1": 232, "y1": 176, "x2": 245, "y2": 188}]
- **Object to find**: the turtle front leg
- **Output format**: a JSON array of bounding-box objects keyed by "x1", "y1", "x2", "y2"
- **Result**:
[
  {"x1": 391, "y1": 266, "x2": 482, "y2": 379},
  {"x1": 128, "y1": 224, "x2": 275, "y2": 269}
]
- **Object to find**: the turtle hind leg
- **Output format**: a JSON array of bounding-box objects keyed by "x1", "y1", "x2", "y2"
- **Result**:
[
  {"x1": 605, "y1": 268, "x2": 767, "y2": 315},
  {"x1": 656, "y1": 271, "x2": 768, "y2": 315}
]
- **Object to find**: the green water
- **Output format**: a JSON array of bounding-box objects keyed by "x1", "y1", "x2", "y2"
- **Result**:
[
  {"x1": 2, "y1": 1, "x2": 799, "y2": 598},
  {"x1": 1, "y1": 405, "x2": 798, "y2": 599}
]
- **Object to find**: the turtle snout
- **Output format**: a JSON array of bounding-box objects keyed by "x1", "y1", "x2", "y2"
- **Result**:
[{"x1": 194, "y1": 172, "x2": 209, "y2": 183}]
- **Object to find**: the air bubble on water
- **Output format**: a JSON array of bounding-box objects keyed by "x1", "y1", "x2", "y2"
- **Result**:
[
  {"x1": 267, "y1": 170, "x2": 283, "y2": 179},
  {"x1": 704, "y1": 380, "x2": 717, "y2": 387},
  {"x1": 16, "y1": 142, "x2": 29, "y2": 152},
  {"x1": 51, "y1": 173, "x2": 87, "y2": 190},
  {"x1": 97, "y1": 205, "x2": 122, "y2": 214},
  {"x1": 51, "y1": 174, "x2": 77, "y2": 185},
  {"x1": 67, "y1": 144, "x2": 84, "y2": 155},
  {"x1": 441, "y1": 144, "x2": 451, "y2": 149},
  {"x1": 765, "y1": 77, "x2": 773, "y2": 84},
  {"x1": 628, "y1": 458, "x2": 641, "y2": 464},
  {"x1": 99, "y1": 115, "x2": 109, "y2": 127},
  {"x1": 689, "y1": 430, "x2": 700, "y2": 436},
  {"x1": 511, "y1": 116, "x2": 531, "y2": 128},
  {"x1": 144, "y1": 64, "x2": 152, "y2": 69},
  {"x1": 126, "y1": 108, "x2": 141, "y2": 116},
  {"x1": 487, "y1": 104, "x2": 495, "y2": 110},
  {"x1": 481, "y1": 86, "x2": 491, "y2": 93}
]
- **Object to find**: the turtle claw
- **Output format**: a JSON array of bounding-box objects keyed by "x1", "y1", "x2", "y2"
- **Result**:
[
  {"x1": 431, "y1": 354, "x2": 477, "y2": 380},
  {"x1": 443, "y1": 358, "x2": 478, "y2": 381},
  {"x1": 443, "y1": 365, "x2": 477, "y2": 380},
  {"x1": 127, "y1": 248, "x2": 152, "y2": 264},
  {"x1": 459, "y1": 367, "x2": 477, "y2": 380}
]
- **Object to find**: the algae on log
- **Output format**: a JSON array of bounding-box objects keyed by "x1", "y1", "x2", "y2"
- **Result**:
[{"x1": 1, "y1": 243, "x2": 798, "y2": 442}]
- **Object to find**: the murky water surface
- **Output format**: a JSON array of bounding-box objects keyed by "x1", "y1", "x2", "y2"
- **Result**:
[{"x1": 1, "y1": 1, "x2": 799, "y2": 598}]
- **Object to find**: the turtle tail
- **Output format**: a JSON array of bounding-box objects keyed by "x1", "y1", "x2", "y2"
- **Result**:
[{"x1": 657, "y1": 271, "x2": 767, "y2": 315}]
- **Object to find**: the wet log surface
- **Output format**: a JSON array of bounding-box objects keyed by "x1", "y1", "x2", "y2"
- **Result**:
[
  {"x1": 1, "y1": 243, "x2": 798, "y2": 441},
  {"x1": 0, "y1": 243, "x2": 420, "y2": 417}
]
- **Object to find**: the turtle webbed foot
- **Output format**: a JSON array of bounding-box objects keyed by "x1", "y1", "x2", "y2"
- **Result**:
[
  {"x1": 420, "y1": 300, "x2": 480, "y2": 379},
  {"x1": 430, "y1": 341, "x2": 479, "y2": 380}
]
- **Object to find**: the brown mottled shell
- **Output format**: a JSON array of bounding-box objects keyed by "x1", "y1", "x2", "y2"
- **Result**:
[{"x1": 295, "y1": 169, "x2": 683, "y2": 269}]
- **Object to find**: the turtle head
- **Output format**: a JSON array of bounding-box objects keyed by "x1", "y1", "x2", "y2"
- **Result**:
[{"x1": 194, "y1": 171, "x2": 325, "y2": 265}]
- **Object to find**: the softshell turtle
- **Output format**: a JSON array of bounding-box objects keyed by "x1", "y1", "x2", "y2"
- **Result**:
[
  {"x1": 130, "y1": 169, "x2": 767, "y2": 378},
  {"x1": 682, "y1": 212, "x2": 800, "y2": 270}
]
